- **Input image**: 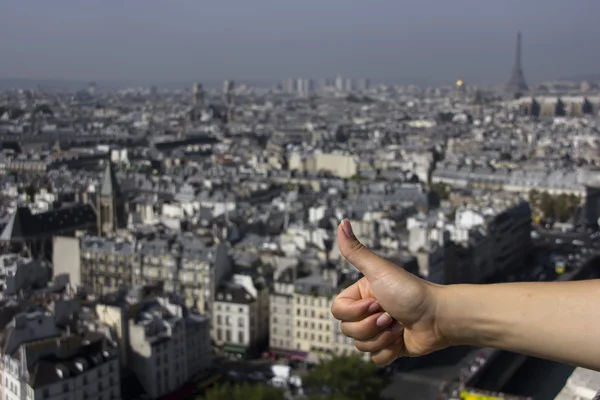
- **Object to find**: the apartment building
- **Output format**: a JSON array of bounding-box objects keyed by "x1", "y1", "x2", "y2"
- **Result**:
[
  {"x1": 269, "y1": 267, "x2": 295, "y2": 354},
  {"x1": 212, "y1": 274, "x2": 270, "y2": 359},
  {"x1": 2, "y1": 333, "x2": 120, "y2": 400},
  {"x1": 128, "y1": 296, "x2": 212, "y2": 398},
  {"x1": 80, "y1": 234, "x2": 232, "y2": 314}
]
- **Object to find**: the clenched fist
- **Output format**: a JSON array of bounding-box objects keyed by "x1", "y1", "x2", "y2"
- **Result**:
[{"x1": 331, "y1": 219, "x2": 450, "y2": 365}]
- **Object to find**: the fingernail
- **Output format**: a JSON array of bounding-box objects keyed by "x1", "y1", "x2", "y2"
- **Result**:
[
  {"x1": 367, "y1": 302, "x2": 381, "y2": 314},
  {"x1": 390, "y1": 323, "x2": 403, "y2": 334},
  {"x1": 341, "y1": 219, "x2": 354, "y2": 238},
  {"x1": 376, "y1": 312, "x2": 393, "y2": 328}
]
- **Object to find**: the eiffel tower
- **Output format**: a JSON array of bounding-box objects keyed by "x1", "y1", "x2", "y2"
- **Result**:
[{"x1": 506, "y1": 31, "x2": 529, "y2": 97}]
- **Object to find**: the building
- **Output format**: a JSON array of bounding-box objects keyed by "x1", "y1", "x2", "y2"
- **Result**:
[
  {"x1": 96, "y1": 161, "x2": 127, "y2": 236},
  {"x1": 288, "y1": 151, "x2": 358, "y2": 179},
  {"x1": 0, "y1": 255, "x2": 50, "y2": 296},
  {"x1": 80, "y1": 235, "x2": 232, "y2": 313},
  {"x1": 555, "y1": 367, "x2": 600, "y2": 400},
  {"x1": 292, "y1": 269, "x2": 369, "y2": 362},
  {"x1": 127, "y1": 296, "x2": 212, "y2": 398},
  {"x1": 269, "y1": 267, "x2": 295, "y2": 355},
  {"x1": 452, "y1": 201, "x2": 532, "y2": 281},
  {"x1": 212, "y1": 274, "x2": 270, "y2": 359},
  {"x1": 80, "y1": 237, "x2": 134, "y2": 295},
  {"x1": 2, "y1": 333, "x2": 120, "y2": 400}
]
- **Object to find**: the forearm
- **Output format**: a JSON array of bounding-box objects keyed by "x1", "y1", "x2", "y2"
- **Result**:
[{"x1": 437, "y1": 280, "x2": 600, "y2": 371}]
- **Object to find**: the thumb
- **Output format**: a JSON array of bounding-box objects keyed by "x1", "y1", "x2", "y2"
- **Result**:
[{"x1": 338, "y1": 219, "x2": 401, "y2": 281}]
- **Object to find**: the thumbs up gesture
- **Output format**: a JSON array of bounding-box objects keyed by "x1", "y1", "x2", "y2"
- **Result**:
[{"x1": 331, "y1": 219, "x2": 450, "y2": 365}]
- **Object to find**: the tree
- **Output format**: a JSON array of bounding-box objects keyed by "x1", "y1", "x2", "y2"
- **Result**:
[
  {"x1": 303, "y1": 354, "x2": 390, "y2": 400},
  {"x1": 202, "y1": 382, "x2": 285, "y2": 400},
  {"x1": 528, "y1": 189, "x2": 540, "y2": 207},
  {"x1": 539, "y1": 191, "x2": 554, "y2": 220},
  {"x1": 24, "y1": 184, "x2": 37, "y2": 203},
  {"x1": 430, "y1": 182, "x2": 451, "y2": 201}
]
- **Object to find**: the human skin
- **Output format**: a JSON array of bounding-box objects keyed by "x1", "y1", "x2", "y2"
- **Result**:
[{"x1": 331, "y1": 219, "x2": 600, "y2": 371}]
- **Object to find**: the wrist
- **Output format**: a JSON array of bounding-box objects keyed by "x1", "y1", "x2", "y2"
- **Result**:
[{"x1": 433, "y1": 284, "x2": 506, "y2": 348}]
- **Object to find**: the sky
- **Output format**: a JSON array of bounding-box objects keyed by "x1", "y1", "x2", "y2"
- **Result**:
[{"x1": 0, "y1": 1, "x2": 598, "y2": 85}]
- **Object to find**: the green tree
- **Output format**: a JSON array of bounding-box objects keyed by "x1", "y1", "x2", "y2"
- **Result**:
[
  {"x1": 202, "y1": 382, "x2": 285, "y2": 400},
  {"x1": 528, "y1": 189, "x2": 540, "y2": 207},
  {"x1": 430, "y1": 182, "x2": 450, "y2": 201},
  {"x1": 539, "y1": 191, "x2": 554, "y2": 220},
  {"x1": 24, "y1": 184, "x2": 37, "y2": 203},
  {"x1": 303, "y1": 354, "x2": 390, "y2": 400}
]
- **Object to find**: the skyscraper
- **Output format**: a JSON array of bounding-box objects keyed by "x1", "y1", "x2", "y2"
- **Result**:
[
  {"x1": 506, "y1": 31, "x2": 529, "y2": 97},
  {"x1": 223, "y1": 80, "x2": 235, "y2": 123},
  {"x1": 193, "y1": 82, "x2": 204, "y2": 107}
]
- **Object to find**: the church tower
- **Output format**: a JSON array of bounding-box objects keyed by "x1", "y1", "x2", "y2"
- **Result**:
[{"x1": 97, "y1": 161, "x2": 126, "y2": 236}]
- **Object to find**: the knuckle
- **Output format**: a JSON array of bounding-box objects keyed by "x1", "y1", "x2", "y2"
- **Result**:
[
  {"x1": 354, "y1": 340, "x2": 369, "y2": 352},
  {"x1": 339, "y1": 322, "x2": 351, "y2": 337},
  {"x1": 330, "y1": 301, "x2": 340, "y2": 319},
  {"x1": 343, "y1": 241, "x2": 366, "y2": 263}
]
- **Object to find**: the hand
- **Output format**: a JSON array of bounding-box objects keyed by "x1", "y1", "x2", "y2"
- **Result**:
[{"x1": 331, "y1": 219, "x2": 449, "y2": 365}]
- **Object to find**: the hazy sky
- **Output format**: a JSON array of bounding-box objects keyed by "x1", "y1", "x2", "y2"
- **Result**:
[{"x1": 1, "y1": 1, "x2": 598, "y2": 85}]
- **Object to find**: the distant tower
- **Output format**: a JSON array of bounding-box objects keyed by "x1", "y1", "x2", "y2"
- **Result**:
[
  {"x1": 506, "y1": 31, "x2": 529, "y2": 97},
  {"x1": 455, "y1": 77, "x2": 466, "y2": 98},
  {"x1": 223, "y1": 80, "x2": 235, "y2": 123},
  {"x1": 97, "y1": 161, "x2": 127, "y2": 236},
  {"x1": 192, "y1": 82, "x2": 204, "y2": 108},
  {"x1": 88, "y1": 81, "x2": 97, "y2": 96}
]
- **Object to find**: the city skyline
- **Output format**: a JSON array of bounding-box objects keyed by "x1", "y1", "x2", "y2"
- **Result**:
[{"x1": 1, "y1": 1, "x2": 599, "y2": 85}]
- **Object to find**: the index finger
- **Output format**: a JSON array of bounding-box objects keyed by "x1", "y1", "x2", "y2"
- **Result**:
[{"x1": 331, "y1": 283, "x2": 379, "y2": 322}]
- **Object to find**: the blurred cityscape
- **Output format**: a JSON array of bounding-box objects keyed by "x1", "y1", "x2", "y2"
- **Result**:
[{"x1": 0, "y1": 29, "x2": 600, "y2": 400}]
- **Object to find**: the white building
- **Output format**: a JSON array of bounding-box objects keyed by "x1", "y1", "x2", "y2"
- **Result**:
[
  {"x1": 128, "y1": 297, "x2": 212, "y2": 399},
  {"x1": 212, "y1": 274, "x2": 270, "y2": 359},
  {"x1": 1, "y1": 333, "x2": 120, "y2": 400},
  {"x1": 555, "y1": 367, "x2": 600, "y2": 400}
]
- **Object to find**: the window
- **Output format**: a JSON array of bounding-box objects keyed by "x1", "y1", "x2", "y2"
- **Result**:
[
  {"x1": 238, "y1": 331, "x2": 244, "y2": 343},
  {"x1": 296, "y1": 308, "x2": 301, "y2": 316},
  {"x1": 238, "y1": 317, "x2": 244, "y2": 328},
  {"x1": 226, "y1": 330, "x2": 231, "y2": 342},
  {"x1": 83, "y1": 376, "x2": 88, "y2": 384},
  {"x1": 217, "y1": 328, "x2": 222, "y2": 341},
  {"x1": 273, "y1": 317, "x2": 278, "y2": 324},
  {"x1": 63, "y1": 383, "x2": 69, "y2": 393},
  {"x1": 43, "y1": 388, "x2": 50, "y2": 398},
  {"x1": 239, "y1": 307, "x2": 243, "y2": 313},
  {"x1": 217, "y1": 315, "x2": 222, "y2": 325},
  {"x1": 98, "y1": 382, "x2": 103, "y2": 391}
]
